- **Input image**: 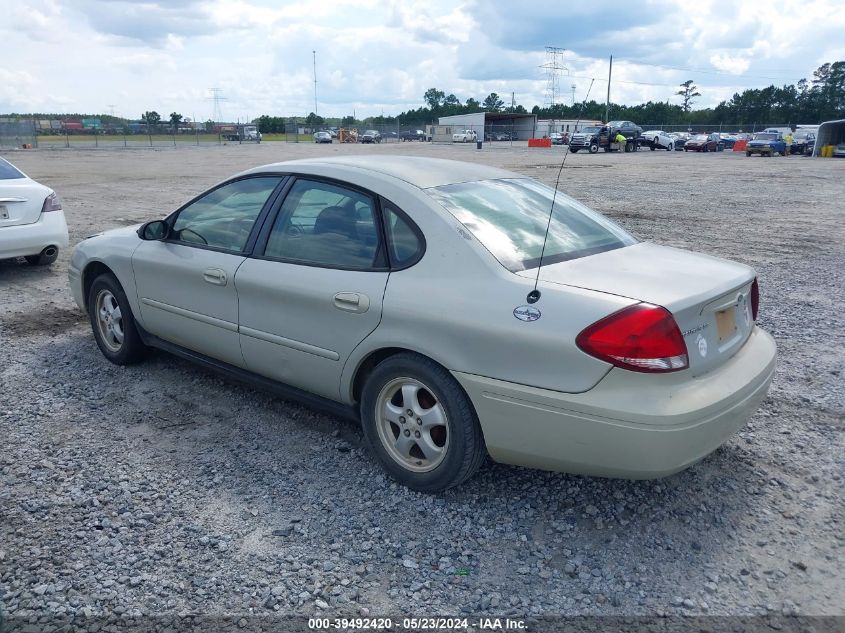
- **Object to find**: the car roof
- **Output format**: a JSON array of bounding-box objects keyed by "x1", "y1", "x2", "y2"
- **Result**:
[{"x1": 242, "y1": 156, "x2": 519, "y2": 189}]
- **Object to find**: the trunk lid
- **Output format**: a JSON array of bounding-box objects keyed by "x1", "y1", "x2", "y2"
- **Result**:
[
  {"x1": 519, "y1": 242, "x2": 757, "y2": 375},
  {"x1": 0, "y1": 178, "x2": 50, "y2": 228}
]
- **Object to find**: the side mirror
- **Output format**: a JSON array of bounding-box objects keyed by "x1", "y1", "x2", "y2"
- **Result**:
[{"x1": 138, "y1": 220, "x2": 169, "y2": 241}]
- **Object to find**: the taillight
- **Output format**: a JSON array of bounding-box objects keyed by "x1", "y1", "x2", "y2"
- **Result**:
[
  {"x1": 750, "y1": 278, "x2": 759, "y2": 321},
  {"x1": 576, "y1": 304, "x2": 689, "y2": 373},
  {"x1": 41, "y1": 192, "x2": 62, "y2": 213}
]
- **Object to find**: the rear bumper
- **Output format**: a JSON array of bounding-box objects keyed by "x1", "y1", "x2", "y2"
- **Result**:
[
  {"x1": 0, "y1": 211, "x2": 69, "y2": 259},
  {"x1": 453, "y1": 327, "x2": 777, "y2": 479}
]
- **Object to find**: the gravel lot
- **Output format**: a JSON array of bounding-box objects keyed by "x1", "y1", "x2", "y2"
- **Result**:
[{"x1": 1, "y1": 143, "x2": 843, "y2": 628}]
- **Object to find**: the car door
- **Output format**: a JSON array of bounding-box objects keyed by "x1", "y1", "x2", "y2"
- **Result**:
[
  {"x1": 132, "y1": 175, "x2": 284, "y2": 367},
  {"x1": 235, "y1": 178, "x2": 391, "y2": 401}
]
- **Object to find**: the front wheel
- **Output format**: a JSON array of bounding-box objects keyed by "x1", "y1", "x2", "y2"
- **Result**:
[
  {"x1": 570, "y1": 148, "x2": 579, "y2": 153},
  {"x1": 360, "y1": 353, "x2": 486, "y2": 492},
  {"x1": 589, "y1": 143, "x2": 599, "y2": 153},
  {"x1": 88, "y1": 273, "x2": 149, "y2": 365},
  {"x1": 667, "y1": 143, "x2": 674, "y2": 151}
]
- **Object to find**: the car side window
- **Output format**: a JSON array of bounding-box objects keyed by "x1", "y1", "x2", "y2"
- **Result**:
[
  {"x1": 263, "y1": 179, "x2": 381, "y2": 269},
  {"x1": 171, "y1": 176, "x2": 282, "y2": 252},
  {"x1": 382, "y1": 203, "x2": 423, "y2": 267}
]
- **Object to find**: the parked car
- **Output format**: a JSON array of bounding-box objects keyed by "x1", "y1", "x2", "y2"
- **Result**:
[
  {"x1": 360, "y1": 130, "x2": 382, "y2": 144},
  {"x1": 399, "y1": 129, "x2": 426, "y2": 141},
  {"x1": 487, "y1": 131, "x2": 514, "y2": 141},
  {"x1": 452, "y1": 129, "x2": 478, "y2": 143},
  {"x1": 639, "y1": 130, "x2": 675, "y2": 150},
  {"x1": 669, "y1": 132, "x2": 690, "y2": 151},
  {"x1": 790, "y1": 131, "x2": 815, "y2": 155},
  {"x1": 745, "y1": 132, "x2": 786, "y2": 157},
  {"x1": 69, "y1": 156, "x2": 776, "y2": 492},
  {"x1": 718, "y1": 134, "x2": 738, "y2": 150},
  {"x1": 313, "y1": 131, "x2": 332, "y2": 144},
  {"x1": 0, "y1": 156, "x2": 68, "y2": 266},
  {"x1": 833, "y1": 143, "x2": 845, "y2": 157},
  {"x1": 684, "y1": 133, "x2": 721, "y2": 152},
  {"x1": 549, "y1": 132, "x2": 569, "y2": 145}
]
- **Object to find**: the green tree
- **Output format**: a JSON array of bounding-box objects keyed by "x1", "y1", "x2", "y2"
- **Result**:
[
  {"x1": 141, "y1": 110, "x2": 161, "y2": 125},
  {"x1": 676, "y1": 80, "x2": 701, "y2": 113},
  {"x1": 465, "y1": 97, "x2": 481, "y2": 111},
  {"x1": 482, "y1": 93, "x2": 504, "y2": 111},
  {"x1": 341, "y1": 115, "x2": 356, "y2": 127},
  {"x1": 169, "y1": 112, "x2": 182, "y2": 130},
  {"x1": 304, "y1": 112, "x2": 324, "y2": 130},
  {"x1": 424, "y1": 88, "x2": 445, "y2": 110}
]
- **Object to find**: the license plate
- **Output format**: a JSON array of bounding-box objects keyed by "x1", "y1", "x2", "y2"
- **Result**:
[
  {"x1": 715, "y1": 306, "x2": 737, "y2": 342},
  {"x1": 0, "y1": 205, "x2": 7, "y2": 220}
]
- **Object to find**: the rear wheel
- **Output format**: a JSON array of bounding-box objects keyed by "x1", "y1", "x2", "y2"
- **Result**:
[
  {"x1": 589, "y1": 143, "x2": 599, "y2": 153},
  {"x1": 88, "y1": 273, "x2": 148, "y2": 365},
  {"x1": 361, "y1": 353, "x2": 486, "y2": 492},
  {"x1": 25, "y1": 246, "x2": 59, "y2": 266}
]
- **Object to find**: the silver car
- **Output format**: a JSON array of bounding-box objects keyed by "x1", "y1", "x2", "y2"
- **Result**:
[{"x1": 69, "y1": 156, "x2": 776, "y2": 492}]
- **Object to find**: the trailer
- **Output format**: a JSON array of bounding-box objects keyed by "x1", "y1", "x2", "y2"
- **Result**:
[{"x1": 218, "y1": 124, "x2": 261, "y2": 143}]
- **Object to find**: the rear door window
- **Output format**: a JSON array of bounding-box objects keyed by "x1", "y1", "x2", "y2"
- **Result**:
[{"x1": 0, "y1": 158, "x2": 25, "y2": 179}]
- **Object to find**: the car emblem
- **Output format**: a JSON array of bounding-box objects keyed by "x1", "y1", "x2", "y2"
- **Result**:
[
  {"x1": 513, "y1": 305, "x2": 541, "y2": 322},
  {"x1": 697, "y1": 333, "x2": 708, "y2": 358}
]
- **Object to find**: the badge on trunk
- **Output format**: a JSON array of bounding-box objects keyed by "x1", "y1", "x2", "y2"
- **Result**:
[{"x1": 513, "y1": 305, "x2": 541, "y2": 322}]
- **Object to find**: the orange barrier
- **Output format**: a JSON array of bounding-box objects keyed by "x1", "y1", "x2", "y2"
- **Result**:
[
  {"x1": 528, "y1": 138, "x2": 552, "y2": 148},
  {"x1": 732, "y1": 140, "x2": 747, "y2": 151}
]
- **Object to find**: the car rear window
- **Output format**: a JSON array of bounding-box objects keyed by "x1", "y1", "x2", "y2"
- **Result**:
[
  {"x1": 0, "y1": 158, "x2": 25, "y2": 179},
  {"x1": 426, "y1": 178, "x2": 637, "y2": 272}
]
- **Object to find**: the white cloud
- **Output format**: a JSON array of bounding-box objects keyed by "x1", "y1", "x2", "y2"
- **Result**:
[{"x1": 0, "y1": 0, "x2": 842, "y2": 118}]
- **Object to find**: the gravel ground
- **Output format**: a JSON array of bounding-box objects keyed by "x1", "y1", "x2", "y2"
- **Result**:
[{"x1": 1, "y1": 143, "x2": 843, "y2": 628}]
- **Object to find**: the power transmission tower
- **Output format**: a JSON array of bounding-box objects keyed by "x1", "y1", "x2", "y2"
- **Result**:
[
  {"x1": 106, "y1": 104, "x2": 116, "y2": 118},
  {"x1": 207, "y1": 88, "x2": 228, "y2": 124},
  {"x1": 540, "y1": 47, "x2": 568, "y2": 109}
]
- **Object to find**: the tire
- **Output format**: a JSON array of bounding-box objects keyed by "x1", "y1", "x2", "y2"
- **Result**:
[
  {"x1": 667, "y1": 143, "x2": 674, "y2": 151},
  {"x1": 589, "y1": 143, "x2": 599, "y2": 153},
  {"x1": 360, "y1": 353, "x2": 486, "y2": 493},
  {"x1": 570, "y1": 148, "x2": 579, "y2": 153},
  {"x1": 650, "y1": 144, "x2": 656, "y2": 151},
  {"x1": 88, "y1": 273, "x2": 148, "y2": 365},
  {"x1": 24, "y1": 246, "x2": 59, "y2": 266},
  {"x1": 746, "y1": 151, "x2": 752, "y2": 157}
]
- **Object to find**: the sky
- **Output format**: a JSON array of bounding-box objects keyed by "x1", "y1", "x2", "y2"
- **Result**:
[{"x1": 2, "y1": 0, "x2": 844, "y2": 121}]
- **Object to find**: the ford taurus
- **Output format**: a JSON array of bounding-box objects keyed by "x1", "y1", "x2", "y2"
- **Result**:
[{"x1": 69, "y1": 156, "x2": 776, "y2": 492}]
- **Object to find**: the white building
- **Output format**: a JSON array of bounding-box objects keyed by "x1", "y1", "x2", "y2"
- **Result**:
[
  {"x1": 535, "y1": 119, "x2": 604, "y2": 137},
  {"x1": 436, "y1": 112, "x2": 538, "y2": 141}
]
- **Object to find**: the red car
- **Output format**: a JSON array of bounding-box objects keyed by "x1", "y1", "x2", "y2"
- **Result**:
[{"x1": 684, "y1": 133, "x2": 722, "y2": 152}]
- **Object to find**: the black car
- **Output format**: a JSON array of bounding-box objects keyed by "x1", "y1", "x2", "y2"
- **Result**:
[
  {"x1": 791, "y1": 131, "x2": 815, "y2": 155},
  {"x1": 399, "y1": 129, "x2": 426, "y2": 141},
  {"x1": 601, "y1": 121, "x2": 643, "y2": 152},
  {"x1": 360, "y1": 130, "x2": 382, "y2": 144}
]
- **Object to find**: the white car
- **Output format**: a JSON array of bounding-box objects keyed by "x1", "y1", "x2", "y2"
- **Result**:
[
  {"x1": 0, "y1": 156, "x2": 68, "y2": 265},
  {"x1": 452, "y1": 129, "x2": 478, "y2": 143},
  {"x1": 641, "y1": 130, "x2": 675, "y2": 151},
  {"x1": 69, "y1": 156, "x2": 776, "y2": 492}
]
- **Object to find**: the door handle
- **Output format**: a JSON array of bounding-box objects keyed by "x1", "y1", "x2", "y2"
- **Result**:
[
  {"x1": 203, "y1": 268, "x2": 227, "y2": 286},
  {"x1": 333, "y1": 292, "x2": 370, "y2": 313}
]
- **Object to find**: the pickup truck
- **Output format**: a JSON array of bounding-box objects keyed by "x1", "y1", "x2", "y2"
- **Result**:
[
  {"x1": 452, "y1": 129, "x2": 478, "y2": 143},
  {"x1": 399, "y1": 129, "x2": 426, "y2": 141},
  {"x1": 745, "y1": 132, "x2": 786, "y2": 157}
]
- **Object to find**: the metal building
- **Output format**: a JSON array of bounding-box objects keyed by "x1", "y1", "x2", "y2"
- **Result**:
[{"x1": 436, "y1": 112, "x2": 537, "y2": 141}]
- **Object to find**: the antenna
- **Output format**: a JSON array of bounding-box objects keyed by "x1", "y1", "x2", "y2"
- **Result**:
[
  {"x1": 207, "y1": 87, "x2": 228, "y2": 124},
  {"x1": 528, "y1": 79, "x2": 596, "y2": 305},
  {"x1": 540, "y1": 46, "x2": 568, "y2": 109},
  {"x1": 312, "y1": 50, "x2": 318, "y2": 116}
]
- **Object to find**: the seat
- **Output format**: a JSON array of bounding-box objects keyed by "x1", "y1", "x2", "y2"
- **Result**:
[{"x1": 314, "y1": 205, "x2": 358, "y2": 239}]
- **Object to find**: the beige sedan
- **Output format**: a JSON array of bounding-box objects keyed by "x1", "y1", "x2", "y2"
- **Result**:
[{"x1": 69, "y1": 156, "x2": 776, "y2": 492}]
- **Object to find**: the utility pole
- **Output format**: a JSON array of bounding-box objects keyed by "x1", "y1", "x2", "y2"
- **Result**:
[
  {"x1": 605, "y1": 55, "x2": 612, "y2": 123},
  {"x1": 313, "y1": 50, "x2": 318, "y2": 116},
  {"x1": 511, "y1": 92, "x2": 515, "y2": 112}
]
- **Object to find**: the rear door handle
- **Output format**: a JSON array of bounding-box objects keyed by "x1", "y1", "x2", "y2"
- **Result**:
[
  {"x1": 333, "y1": 292, "x2": 370, "y2": 313},
  {"x1": 203, "y1": 268, "x2": 227, "y2": 286}
]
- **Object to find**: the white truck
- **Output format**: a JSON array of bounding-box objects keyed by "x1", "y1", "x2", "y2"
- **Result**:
[
  {"x1": 452, "y1": 129, "x2": 478, "y2": 143},
  {"x1": 219, "y1": 124, "x2": 262, "y2": 143}
]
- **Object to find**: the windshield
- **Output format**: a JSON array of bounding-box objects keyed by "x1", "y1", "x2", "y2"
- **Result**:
[
  {"x1": 0, "y1": 157, "x2": 25, "y2": 179},
  {"x1": 754, "y1": 133, "x2": 777, "y2": 140},
  {"x1": 365, "y1": 130, "x2": 378, "y2": 135},
  {"x1": 693, "y1": 135, "x2": 708, "y2": 140},
  {"x1": 608, "y1": 121, "x2": 625, "y2": 127},
  {"x1": 426, "y1": 178, "x2": 637, "y2": 272},
  {"x1": 580, "y1": 127, "x2": 601, "y2": 133}
]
